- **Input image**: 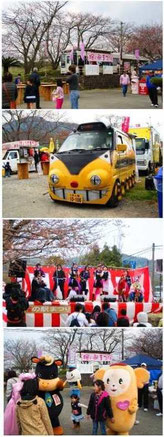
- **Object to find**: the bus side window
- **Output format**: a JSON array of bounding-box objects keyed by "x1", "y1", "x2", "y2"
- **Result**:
[
  {"x1": 106, "y1": 133, "x2": 113, "y2": 149},
  {"x1": 117, "y1": 134, "x2": 123, "y2": 144}
]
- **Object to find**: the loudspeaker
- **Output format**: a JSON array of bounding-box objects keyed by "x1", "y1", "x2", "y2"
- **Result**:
[
  {"x1": 70, "y1": 296, "x2": 85, "y2": 302},
  {"x1": 103, "y1": 297, "x2": 117, "y2": 302},
  {"x1": 8, "y1": 259, "x2": 27, "y2": 278}
]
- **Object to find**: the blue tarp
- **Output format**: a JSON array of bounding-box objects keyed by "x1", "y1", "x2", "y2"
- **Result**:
[
  {"x1": 139, "y1": 59, "x2": 162, "y2": 71},
  {"x1": 122, "y1": 353, "x2": 162, "y2": 369},
  {"x1": 122, "y1": 354, "x2": 162, "y2": 384}
]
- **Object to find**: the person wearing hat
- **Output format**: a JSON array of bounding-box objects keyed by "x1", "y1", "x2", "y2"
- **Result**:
[{"x1": 138, "y1": 363, "x2": 150, "y2": 412}]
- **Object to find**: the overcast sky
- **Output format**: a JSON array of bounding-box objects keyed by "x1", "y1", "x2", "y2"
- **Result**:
[{"x1": 2, "y1": 0, "x2": 162, "y2": 25}]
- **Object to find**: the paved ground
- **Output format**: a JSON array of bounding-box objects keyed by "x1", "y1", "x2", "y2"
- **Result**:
[
  {"x1": 18, "y1": 88, "x2": 163, "y2": 110},
  {"x1": 3, "y1": 173, "x2": 158, "y2": 218},
  {"x1": 4, "y1": 387, "x2": 162, "y2": 435},
  {"x1": 60, "y1": 388, "x2": 162, "y2": 435}
]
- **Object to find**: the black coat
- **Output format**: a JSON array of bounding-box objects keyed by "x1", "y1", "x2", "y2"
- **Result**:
[{"x1": 87, "y1": 392, "x2": 113, "y2": 422}]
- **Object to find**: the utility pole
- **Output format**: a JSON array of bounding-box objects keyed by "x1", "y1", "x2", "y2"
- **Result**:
[
  {"x1": 152, "y1": 243, "x2": 155, "y2": 295},
  {"x1": 121, "y1": 329, "x2": 125, "y2": 360}
]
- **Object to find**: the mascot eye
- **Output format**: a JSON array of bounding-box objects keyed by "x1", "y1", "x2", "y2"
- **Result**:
[
  {"x1": 107, "y1": 378, "x2": 110, "y2": 384},
  {"x1": 119, "y1": 378, "x2": 123, "y2": 384}
]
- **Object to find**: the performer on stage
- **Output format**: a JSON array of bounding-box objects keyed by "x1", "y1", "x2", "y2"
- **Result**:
[
  {"x1": 129, "y1": 277, "x2": 144, "y2": 302},
  {"x1": 34, "y1": 263, "x2": 45, "y2": 278},
  {"x1": 117, "y1": 274, "x2": 127, "y2": 302},
  {"x1": 68, "y1": 263, "x2": 79, "y2": 290},
  {"x1": 53, "y1": 265, "x2": 66, "y2": 299},
  {"x1": 80, "y1": 266, "x2": 90, "y2": 296},
  {"x1": 92, "y1": 265, "x2": 103, "y2": 300},
  {"x1": 102, "y1": 266, "x2": 114, "y2": 295}
]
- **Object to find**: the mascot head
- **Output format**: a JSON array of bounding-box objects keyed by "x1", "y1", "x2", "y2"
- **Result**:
[
  {"x1": 31, "y1": 355, "x2": 63, "y2": 392},
  {"x1": 95, "y1": 363, "x2": 150, "y2": 400}
]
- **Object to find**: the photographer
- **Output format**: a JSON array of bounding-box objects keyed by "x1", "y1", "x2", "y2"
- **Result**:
[{"x1": 4, "y1": 284, "x2": 29, "y2": 327}]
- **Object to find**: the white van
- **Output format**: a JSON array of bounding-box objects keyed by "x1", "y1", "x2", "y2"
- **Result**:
[{"x1": 2, "y1": 141, "x2": 39, "y2": 173}]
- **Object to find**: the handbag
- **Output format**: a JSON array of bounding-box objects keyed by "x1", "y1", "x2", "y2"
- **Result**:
[{"x1": 3, "y1": 83, "x2": 17, "y2": 109}]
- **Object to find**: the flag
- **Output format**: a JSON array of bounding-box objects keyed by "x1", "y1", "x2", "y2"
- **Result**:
[
  {"x1": 135, "y1": 49, "x2": 140, "y2": 60},
  {"x1": 122, "y1": 117, "x2": 130, "y2": 133},
  {"x1": 80, "y1": 42, "x2": 85, "y2": 61}
]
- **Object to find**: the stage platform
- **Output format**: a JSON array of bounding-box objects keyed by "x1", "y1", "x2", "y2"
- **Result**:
[{"x1": 3, "y1": 300, "x2": 162, "y2": 327}]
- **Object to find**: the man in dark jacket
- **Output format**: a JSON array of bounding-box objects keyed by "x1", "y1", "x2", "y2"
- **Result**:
[
  {"x1": 30, "y1": 68, "x2": 41, "y2": 108},
  {"x1": 2, "y1": 73, "x2": 18, "y2": 109},
  {"x1": 87, "y1": 379, "x2": 114, "y2": 434},
  {"x1": 146, "y1": 72, "x2": 158, "y2": 107},
  {"x1": 5, "y1": 289, "x2": 29, "y2": 327}
]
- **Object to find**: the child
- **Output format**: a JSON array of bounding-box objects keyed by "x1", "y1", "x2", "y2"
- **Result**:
[
  {"x1": 24, "y1": 78, "x2": 37, "y2": 109},
  {"x1": 71, "y1": 394, "x2": 84, "y2": 429},
  {"x1": 16, "y1": 377, "x2": 53, "y2": 435},
  {"x1": 87, "y1": 379, "x2": 114, "y2": 435},
  {"x1": 52, "y1": 79, "x2": 64, "y2": 109},
  {"x1": 4, "y1": 161, "x2": 12, "y2": 177}
]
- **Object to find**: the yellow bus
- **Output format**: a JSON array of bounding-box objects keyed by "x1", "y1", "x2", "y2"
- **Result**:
[{"x1": 49, "y1": 122, "x2": 136, "y2": 207}]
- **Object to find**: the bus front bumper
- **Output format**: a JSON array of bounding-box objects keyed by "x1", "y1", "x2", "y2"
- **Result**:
[{"x1": 49, "y1": 185, "x2": 112, "y2": 205}]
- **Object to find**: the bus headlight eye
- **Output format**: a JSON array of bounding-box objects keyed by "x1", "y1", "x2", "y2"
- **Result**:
[
  {"x1": 90, "y1": 175, "x2": 101, "y2": 185},
  {"x1": 51, "y1": 174, "x2": 59, "y2": 184}
]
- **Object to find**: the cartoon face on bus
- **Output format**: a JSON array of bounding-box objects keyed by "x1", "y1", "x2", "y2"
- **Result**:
[{"x1": 49, "y1": 122, "x2": 136, "y2": 207}]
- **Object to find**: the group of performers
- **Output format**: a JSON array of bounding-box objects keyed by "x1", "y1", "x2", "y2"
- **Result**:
[{"x1": 30, "y1": 263, "x2": 144, "y2": 303}]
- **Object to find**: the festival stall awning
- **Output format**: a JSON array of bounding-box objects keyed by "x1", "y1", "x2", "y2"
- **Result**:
[{"x1": 139, "y1": 59, "x2": 162, "y2": 71}]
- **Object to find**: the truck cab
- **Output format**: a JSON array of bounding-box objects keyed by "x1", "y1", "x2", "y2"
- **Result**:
[
  {"x1": 49, "y1": 121, "x2": 136, "y2": 207},
  {"x1": 3, "y1": 147, "x2": 37, "y2": 173}
]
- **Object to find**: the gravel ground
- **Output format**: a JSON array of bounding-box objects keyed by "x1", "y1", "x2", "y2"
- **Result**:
[
  {"x1": 17, "y1": 88, "x2": 163, "y2": 110},
  {"x1": 3, "y1": 174, "x2": 158, "y2": 218}
]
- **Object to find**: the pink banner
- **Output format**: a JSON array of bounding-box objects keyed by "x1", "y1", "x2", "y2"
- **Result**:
[
  {"x1": 135, "y1": 49, "x2": 140, "y2": 60},
  {"x1": 81, "y1": 352, "x2": 111, "y2": 362},
  {"x1": 87, "y1": 52, "x2": 113, "y2": 63},
  {"x1": 80, "y1": 42, "x2": 85, "y2": 61},
  {"x1": 122, "y1": 117, "x2": 130, "y2": 133}
]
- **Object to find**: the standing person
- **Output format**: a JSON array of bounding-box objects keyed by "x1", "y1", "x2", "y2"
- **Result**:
[
  {"x1": 34, "y1": 150, "x2": 39, "y2": 173},
  {"x1": 68, "y1": 263, "x2": 79, "y2": 290},
  {"x1": 146, "y1": 71, "x2": 158, "y2": 107},
  {"x1": 5, "y1": 289, "x2": 29, "y2": 327},
  {"x1": 87, "y1": 380, "x2": 114, "y2": 435},
  {"x1": 2, "y1": 73, "x2": 18, "y2": 109},
  {"x1": 120, "y1": 71, "x2": 130, "y2": 97},
  {"x1": 138, "y1": 363, "x2": 150, "y2": 411},
  {"x1": 66, "y1": 303, "x2": 89, "y2": 327},
  {"x1": 6, "y1": 371, "x2": 19, "y2": 403},
  {"x1": 24, "y1": 78, "x2": 37, "y2": 109},
  {"x1": 53, "y1": 264, "x2": 66, "y2": 299},
  {"x1": 102, "y1": 303, "x2": 117, "y2": 327},
  {"x1": 156, "y1": 373, "x2": 163, "y2": 416},
  {"x1": 15, "y1": 74, "x2": 22, "y2": 85},
  {"x1": 92, "y1": 266, "x2": 103, "y2": 300},
  {"x1": 52, "y1": 79, "x2": 64, "y2": 109},
  {"x1": 117, "y1": 308, "x2": 130, "y2": 327},
  {"x1": 70, "y1": 394, "x2": 84, "y2": 429},
  {"x1": 16, "y1": 378, "x2": 53, "y2": 435},
  {"x1": 30, "y1": 67, "x2": 41, "y2": 109},
  {"x1": 80, "y1": 266, "x2": 90, "y2": 296},
  {"x1": 4, "y1": 161, "x2": 12, "y2": 177},
  {"x1": 66, "y1": 65, "x2": 80, "y2": 109}
]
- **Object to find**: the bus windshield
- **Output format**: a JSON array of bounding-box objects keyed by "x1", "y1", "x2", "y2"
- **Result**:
[
  {"x1": 135, "y1": 138, "x2": 147, "y2": 152},
  {"x1": 58, "y1": 130, "x2": 113, "y2": 153}
]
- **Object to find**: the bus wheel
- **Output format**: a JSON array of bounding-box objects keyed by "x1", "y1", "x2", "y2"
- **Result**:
[{"x1": 107, "y1": 182, "x2": 119, "y2": 207}]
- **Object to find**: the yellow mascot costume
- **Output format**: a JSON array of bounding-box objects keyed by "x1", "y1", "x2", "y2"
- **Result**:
[{"x1": 94, "y1": 363, "x2": 150, "y2": 435}]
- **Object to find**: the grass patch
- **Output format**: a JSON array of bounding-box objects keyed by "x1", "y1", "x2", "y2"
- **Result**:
[{"x1": 126, "y1": 178, "x2": 157, "y2": 202}]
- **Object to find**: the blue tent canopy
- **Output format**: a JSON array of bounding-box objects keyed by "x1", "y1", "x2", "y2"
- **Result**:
[
  {"x1": 122, "y1": 354, "x2": 162, "y2": 384},
  {"x1": 122, "y1": 353, "x2": 162, "y2": 369},
  {"x1": 139, "y1": 59, "x2": 162, "y2": 71}
]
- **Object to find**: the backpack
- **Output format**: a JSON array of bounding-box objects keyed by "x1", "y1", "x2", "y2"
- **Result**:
[{"x1": 70, "y1": 314, "x2": 80, "y2": 327}]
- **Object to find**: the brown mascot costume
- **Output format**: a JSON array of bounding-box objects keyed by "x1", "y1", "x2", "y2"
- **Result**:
[
  {"x1": 94, "y1": 363, "x2": 150, "y2": 435},
  {"x1": 32, "y1": 355, "x2": 65, "y2": 435}
]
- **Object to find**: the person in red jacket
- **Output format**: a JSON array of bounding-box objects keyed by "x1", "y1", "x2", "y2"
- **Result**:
[{"x1": 87, "y1": 380, "x2": 114, "y2": 435}]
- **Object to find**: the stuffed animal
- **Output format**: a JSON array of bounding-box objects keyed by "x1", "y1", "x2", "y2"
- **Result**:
[
  {"x1": 94, "y1": 363, "x2": 150, "y2": 435},
  {"x1": 66, "y1": 366, "x2": 82, "y2": 397},
  {"x1": 32, "y1": 355, "x2": 65, "y2": 435}
]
